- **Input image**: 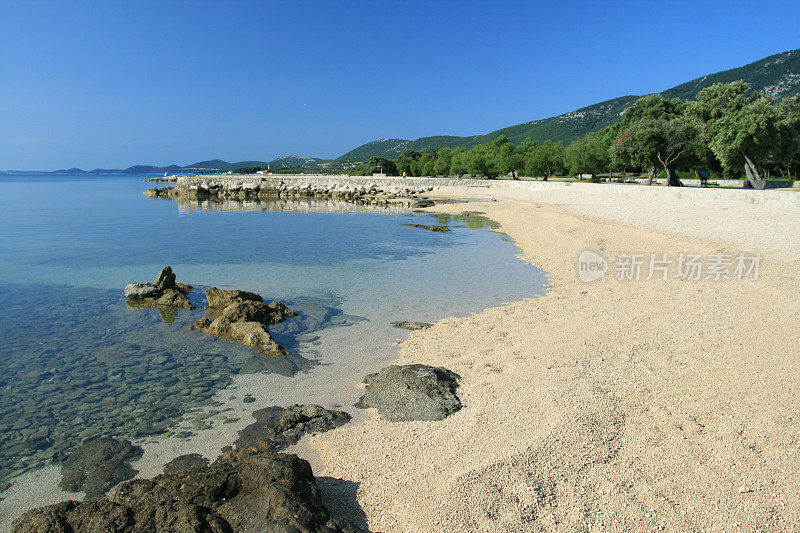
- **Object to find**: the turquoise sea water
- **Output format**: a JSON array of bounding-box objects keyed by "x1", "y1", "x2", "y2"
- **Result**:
[{"x1": 0, "y1": 174, "x2": 546, "y2": 495}]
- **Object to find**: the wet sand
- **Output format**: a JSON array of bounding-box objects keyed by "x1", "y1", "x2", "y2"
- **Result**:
[{"x1": 310, "y1": 184, "x2": 800, "y2": 531}]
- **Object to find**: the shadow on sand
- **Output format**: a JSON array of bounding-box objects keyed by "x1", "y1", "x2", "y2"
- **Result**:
[{"x1": 316, "y1": 477, "x2": 369, "y2": 531}]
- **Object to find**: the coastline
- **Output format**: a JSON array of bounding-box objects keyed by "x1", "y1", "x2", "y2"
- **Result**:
[
  {"x1": 308, "y1": 184, "x2": 800, "y2": 530},
  {"x1": 0, "y1": 181, "x2": 546, "y2": 531}
]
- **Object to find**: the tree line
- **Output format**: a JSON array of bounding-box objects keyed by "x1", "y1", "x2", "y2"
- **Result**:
[{"x1": 353, "y1": 81, "x2": 800, "y2": 188}]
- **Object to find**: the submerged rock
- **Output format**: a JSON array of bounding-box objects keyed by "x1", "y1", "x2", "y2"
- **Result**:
[
  {"x1": 361, "y1": 364, "x2": 462, "y2": 422},
  {"x1": 392, "y1": 321, "x2": 433, "y2": 331},
  {"x1": 234, "y1": 404, "x2": 351, "y2": 453},
  {"x1": 143, "y1": 186, "x2": 176, "y2": 198},
  {"x1": 401, "y1": 223, "x2": 450, "y2": 233},
  {"x1": 58, "y1": 436, "x2": 143, "y2": 500},
  {"x1": 14, "y1": 450, "x2": 362, "y2": 533},
  {"x1": 412, "y1": 199, "x2": 435, "y2": 208},
  {"x1": 163, "y1": 453, "x2": 210, "y2": 474},
  {"x1": 191, "y1": 289, "x2": 297, "y2": 356}
]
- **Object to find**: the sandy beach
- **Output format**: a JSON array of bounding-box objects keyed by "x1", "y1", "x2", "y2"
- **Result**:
[{"x1": 310, "y1": 183, "x2": 800, "y2": 531}]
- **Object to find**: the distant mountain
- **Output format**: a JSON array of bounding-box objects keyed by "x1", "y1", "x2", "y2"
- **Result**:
[
  {"x1": 1, "y1": 156, "x2": 341, "y2": 175},
  {"x1": 268, "y1": 155, "x2": 329, "y2": 168},
  {"x1": 337, "y1": 136, "x2": 478, "y2": 161},
  {"x1": 337, "y1": 49, "x2": 800, "y2": 162}
]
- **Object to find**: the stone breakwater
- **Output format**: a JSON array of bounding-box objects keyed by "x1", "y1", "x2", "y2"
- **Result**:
[{"x1": 145, "y1": 174, "x2": 437, "y2": 207}]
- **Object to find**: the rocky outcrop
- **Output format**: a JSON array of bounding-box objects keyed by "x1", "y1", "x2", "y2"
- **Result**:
[
  {"x1": 124, "y1": 267, "x2": 195, "y2": 313},
  {"x1": 149, "y1": 177, "x2": 436, "y2": 209},
  {"x1": 234, "y1": 404, "x2": 350, "y2": 454},
  {"x1": 163, "y1": 453, "x2": 210, "y2": 474},
  {"x1": 58, "y1": 437, "x2": 143, "y2": 500},
  {"x1": 13, "y1": 450, "x2": 362, "y2": 533},
  {"x1": 392, "y1": 321, "x2": 433, "y2": 331},
  {"x1": 143, "y1": 186, "x2": 175, "y2": 198},
  {"x1": 401, "y1": 223, "x2": 450, "y2": 233},
  {"x1": 191, "y1": 289, "x2": 297, "y2": 356},
  {"x1": 361, "y1": 364, "x2": 462, "y2": 422},
  {"x1": 204, "y1": 287, "x2": 262, "y2": 309}
]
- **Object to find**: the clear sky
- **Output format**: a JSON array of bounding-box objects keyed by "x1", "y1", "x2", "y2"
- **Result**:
[{"x1": 2, "y1": 0, "x2": 799, "y2": 170}]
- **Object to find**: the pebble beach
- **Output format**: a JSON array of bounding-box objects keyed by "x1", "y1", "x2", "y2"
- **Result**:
[{"x1": 310, "y1": 181, "x2": 800, "y2": 531}]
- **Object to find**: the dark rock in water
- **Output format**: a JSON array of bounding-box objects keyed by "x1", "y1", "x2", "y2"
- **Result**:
[
  {"x1": 401, "y1": 223, "x2": 450, "y2": 233},
  {"x1": 124, "y1": 267, "x2": 195, "y2": 317},
  {"x1": 58, "y1": 436, "x2": 143, "y2": 500},
  {"x1": 242, "y1": 395, "x2": 256, "y2": 404},
  {"x1": 143, "y1": 186, "x2": 176, "y2": 198},
  {"x1": 163, "y1": 453, "x2": 210, "y2": 474},
  {"x1": 13, "y1": 450, "x2": 362, "y2": 533},
  {"x1": 205, "y1": 287, "x2": 263, "y2": 309},
  {"x1": 123, "y1": 282, "x2": 159, "y2": 299},
  {"x1": 154, "y1": 266, "x2": 177, "y2": 291},
  {"x1": 361, "y1": 364, "x2": 462, "y2": 422},
  {"x1": 191, "y1": 299, "x2": 297, "y2": 356},
  {"x1": 235, "y1": 405, "x2": 350, "y2": 454},
  {"x1": 459, "y1": 210, "x2": 485, "y2": 216},
  {"x1": 155, "y1": 287, "x2": 194, "y2": 309},
  {"x1": 413, "y1": 199, "x2": 435, "y2": 208},
  {"x1": 393, "y1": 321, "x2": 433, "y2": 331}
]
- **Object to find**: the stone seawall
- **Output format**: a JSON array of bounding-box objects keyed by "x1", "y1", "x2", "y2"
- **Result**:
[
  {"x1": 168, "y1": 174, "x2": 800, "y2": 208},
  {"x1": 147, "y1": 174, "x2": 438, "y2": 208}
]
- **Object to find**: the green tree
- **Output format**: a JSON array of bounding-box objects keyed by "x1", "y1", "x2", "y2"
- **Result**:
[
  {"x1": 433, "y1": 146, "x2": 452, "y2": 176},
  {"x1": 525, "y1": 140, "x2": 565, "y2": 180},
  {"x1": 396, "y1": 149, "x2": 421, "y2": 176},
  {"x1": 688, "y1": 81, "x2": 779, "y2": 189},
  {"x1": 368, "y1": 156, "x2": 398, "y2": 176},
  {"x1": 566, "y1": 131, "x2": 610, "y2": 177},
  {"x1": 610, "y1": 94, "x2": 697, "y2": 186},
  {"x1": 467, "y1": 144, "x2": 501, "y2": 178},
  {"x1": 776, "y1": 96, "x2": 800, "y2": 178},
  {"x1": 496, "y1": 142, "x2": 523, "y2": 179},
  {"x1": 450, "y1": 148, "x2": 469, "y2": 178}
]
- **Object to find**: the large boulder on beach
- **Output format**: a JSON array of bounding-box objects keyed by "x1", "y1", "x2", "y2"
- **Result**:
[
  {"x1": 13, "y1": 450, "x2": 362, "y2": 533},
  {"x1": 58, "y1": 436, "x2": 143, "y2": 500},
  {"x1": 235, "y1": 404, "x2": 351, "y2": 453},
  {"x1": 361, "y1": 364, "x2": 462, "y2": 422}
]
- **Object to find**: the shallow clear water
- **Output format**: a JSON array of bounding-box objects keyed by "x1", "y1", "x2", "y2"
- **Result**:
[{"x1": 0, "y1": 174, "x2": 546, "y2": 495}]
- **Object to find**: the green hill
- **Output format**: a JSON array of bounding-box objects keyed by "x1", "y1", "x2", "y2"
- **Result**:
[
  {"x1": 268, "y1": 155, "x2": 329, "y2": 168},
  {"x1": 338, "y1": 49, "x2": 800, "y2": 162}
]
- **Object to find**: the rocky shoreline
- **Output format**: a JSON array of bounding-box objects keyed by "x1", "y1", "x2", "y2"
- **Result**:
[
  {"x1": 9, "y1": 261, "x2": 466, "y2": 531},
  {"x1": 144, "y1": 175, "x2": 435, "y2": 208}
]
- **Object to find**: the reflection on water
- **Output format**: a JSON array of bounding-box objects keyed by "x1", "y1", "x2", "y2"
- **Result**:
[
  {"x1": 173, "y1": 195, "x2": 415, "y2": 215},
  {"x1": 0, "y1": 283, "x2": 358, "y2": 491}
]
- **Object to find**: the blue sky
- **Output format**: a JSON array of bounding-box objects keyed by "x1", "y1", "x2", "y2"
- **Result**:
[{"x1": 2, "y1": 0, "x2": 799, "y2": 170}]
